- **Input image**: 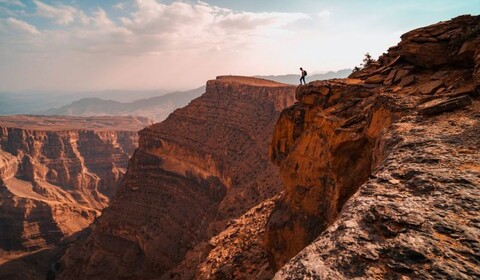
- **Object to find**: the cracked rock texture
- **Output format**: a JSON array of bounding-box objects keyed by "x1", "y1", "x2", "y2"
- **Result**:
[
  {"x1": 194, "y1": 195, "x2": 280, "y2": 280},
  {"x1": 56, "y1": 76, "x2": 296, "y2": 279},
  {"x1": 0, "y1": 116, "x2": 148, "y2": 253},
  {"x1": 270, "y1": 15, "x2": 480, "y2": 279}
]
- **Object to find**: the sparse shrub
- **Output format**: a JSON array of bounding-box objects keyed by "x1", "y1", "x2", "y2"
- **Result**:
[
  {"x1": 362, "y1": 52, "x2": 376, "y2": 66},
  {"x1": 352, "y1": 52, "x2": 377, "y2": 73}
]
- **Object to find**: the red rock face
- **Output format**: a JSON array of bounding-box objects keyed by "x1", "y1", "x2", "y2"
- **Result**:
[
  {"x1": 0, "y1": 116, "x2": 148, "y2": 252},
  {"x1": 266, "y1": 15, "x2": 480, "y2": 278},
  {"x1": 57, "y1": 76, "x2": 296, "y2": 279},
  {"x1": 265, "y1": 78, "x2": 400, "y2": 269},
  {"x1": 391, "y1": 15, "x2": 480, "y2": 69}
]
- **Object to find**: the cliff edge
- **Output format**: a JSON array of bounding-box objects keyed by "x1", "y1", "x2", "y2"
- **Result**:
[{"x1": 267, "y1": 15, "x2": 480, "y2": 279}]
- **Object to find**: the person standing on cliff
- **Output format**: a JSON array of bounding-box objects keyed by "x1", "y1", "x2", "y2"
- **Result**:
[{"x1": 300, "y1": 67, "x2": 307, "y2": 85}]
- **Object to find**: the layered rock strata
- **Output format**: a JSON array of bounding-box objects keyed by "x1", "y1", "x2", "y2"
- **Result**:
[
  {"x1": 267, "y1": 15, "x2": 480, "y2": 278},
  {"x1": 0, "y1": 116, "x2": 149, "y2": 252},
  {"x1": 57, "y1": 76, "x2": 296, "y2": 279}
]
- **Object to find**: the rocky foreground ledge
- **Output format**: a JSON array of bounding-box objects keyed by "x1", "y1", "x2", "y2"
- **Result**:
[{"x1": 268, "y1": 15, "x2": 479, "y2": 279}]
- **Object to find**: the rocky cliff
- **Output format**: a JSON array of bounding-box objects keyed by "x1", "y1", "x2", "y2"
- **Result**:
[
  {"x1": 30, "y1": 15, "x2": 480, "y2": 280},
  {"x1": 0, "y1": 116, "x2": 149, "y2": 252},
  {"x1": 267, "y1": 15, "x2": 480, "y2": 278},
  {"x1": 57, "y1": 76, "x2": 296, "y2": 279}
]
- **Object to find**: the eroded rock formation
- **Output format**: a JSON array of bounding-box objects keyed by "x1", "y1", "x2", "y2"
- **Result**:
[
  {"x1": 0, "y1": 116, "x2": 149, "y2": 252},
  {"x1": 265, "y1": 78, "x2": 401, "y2": 269},
  {"x1": 28, "y1": 15, "x2": 480, "y2": 280},
  {"x1": 267, "y1": 15, "x2": 480, "y2": 278},
  {"x1": 57, "y1": 76, "x2": 296, "y2": 279}
]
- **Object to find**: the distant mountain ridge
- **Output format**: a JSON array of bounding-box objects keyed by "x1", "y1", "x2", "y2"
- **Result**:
[
  {"x1": 256, "y1": 69, "x2": 351, "y2": 84},
  {"x1": 43, "y1": 86, "x2": 205, "y2": 122},
  {"x1": 0, "y1": 89, "x2": 178, "y2": 115}
]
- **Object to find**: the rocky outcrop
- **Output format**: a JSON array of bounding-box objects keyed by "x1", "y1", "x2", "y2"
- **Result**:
[
  {"x1": 265, "y1": 78, "x2": 403, "y2": 269},
  {"x1": 57, "y1": 76, "x2": 296, "y2": 279},
  {"x1": 275, "y1": 99, "x2": 480, "y2": 279},
  {"x1": 267, "y1": 15, "x2": 480, "y2": 278},
  {"x1": 0, "y1": 116, "x2": 149, "y2": 252},
  {"x1": 389, "y1": 15, "x2": 480, "y2": 69}
]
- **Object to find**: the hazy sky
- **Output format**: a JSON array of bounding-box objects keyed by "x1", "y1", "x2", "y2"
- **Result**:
[{"x1": 0, "y1": 0, "x2": 479, "y2": 91}]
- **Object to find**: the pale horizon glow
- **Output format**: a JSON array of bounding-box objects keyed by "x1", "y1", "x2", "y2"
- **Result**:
[{"x1": 0, "y1": 0, "x2": 479, "y2": 92}]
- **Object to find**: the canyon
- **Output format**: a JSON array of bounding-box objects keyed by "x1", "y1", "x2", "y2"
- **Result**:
[
  {"x1": 1, "y1": 14, "x2": 479, "y2": 280},
  {"x1": 56, "y1": 76, "x2": 296, "y2": 279},
  {"x1": 0, "y1": 116, "x2": 150, "y2": 261}
]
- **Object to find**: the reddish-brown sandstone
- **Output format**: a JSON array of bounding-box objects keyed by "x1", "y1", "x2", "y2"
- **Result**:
[
  {"x1": 0, "y1": 116, "x2": 149, "y2": 253},
  {"x1": 265, "y1": 77, "x2": 398, "y2": 269},
  {"x1": 17, "y1": 15, "x2": 480, "y2": 280},
  {"x1": 56, "y1": 76, "x2": 296, "y2": 279},
  {"x1": 266, "y1": 15, "x2": 480, "y2": 279}
]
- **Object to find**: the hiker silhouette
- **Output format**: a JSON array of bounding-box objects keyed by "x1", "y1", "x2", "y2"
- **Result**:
[{"x1": 300, "y1": 67, "x2": 307, "y2": 85}]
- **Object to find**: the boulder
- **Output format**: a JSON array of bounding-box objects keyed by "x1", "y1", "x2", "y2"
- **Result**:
[
  {"x1": 398, "y1": 75, "x2": 415, "y2": 87},
  {"x1": 383, "y1": 70, "x2": 397, "y2": 86},
  {"x1": 418, "y1": 95, "x2": 473, "y2": 115},
  {"x1": 393, "y1": 69, "x2": 410, "y2": 83},
  {"x1": 365, "y1": 74, "x2": 385, "y2": 84},
  {"x1": 418, "y1": 80, "x2": 444, "y2": 95}
]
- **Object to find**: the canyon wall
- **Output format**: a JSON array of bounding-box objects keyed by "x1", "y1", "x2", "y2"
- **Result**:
[
  {"x1": 57, "y1": 76, "x2": 296, "y2": 279},
  {"x1": 268, "y1": 15, "x2": 480, "y2": 278},
  {"x1": 0, "y1": 116, "x2": 149, "y2": 252}
]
